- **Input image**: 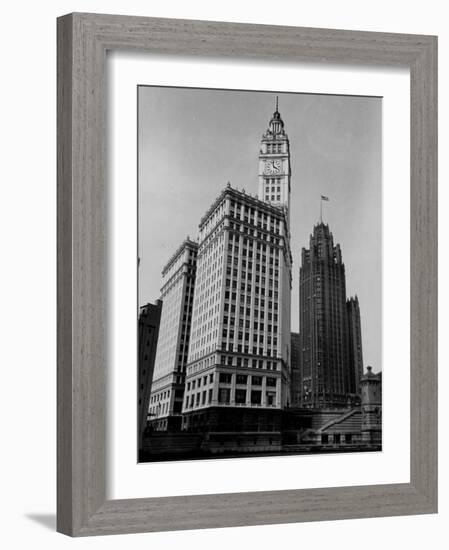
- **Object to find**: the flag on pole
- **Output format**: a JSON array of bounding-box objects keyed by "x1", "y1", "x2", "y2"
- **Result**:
[{"x1": 319, "y1": 195, "x2": 329, "y2": 223}]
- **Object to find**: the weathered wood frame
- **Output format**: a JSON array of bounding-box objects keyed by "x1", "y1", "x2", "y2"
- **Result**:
[{"x1": 57, "y1": 12, "x2": 438, "y2": 536}]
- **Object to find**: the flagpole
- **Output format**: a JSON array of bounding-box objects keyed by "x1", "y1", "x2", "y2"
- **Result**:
[{"x1": 320, "y1": 197, "x2": 322, "y2": 223}]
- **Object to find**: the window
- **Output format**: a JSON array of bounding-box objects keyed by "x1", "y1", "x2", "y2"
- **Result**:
[
  {"x1": 218, "y1": 388, "x2": 231, "y2": 404},
  {"x1": 236, "y1": 374, "x2": 247, "y2": 385},
  {"x1": 252, "y1": 376, "x2": 262, "y2": 386},
  {"x1": 266, "y1": 392, "x2": 276, "y2": 406},
  {"x1": 219, "y1": 372, "x2": 232, "y2": 384},
  {"x1": 251, "y1": 390, "x2": 262, "y2": 405},
  {"x1": 235, "y1": 389, "x2": 246, "y2": 404},
  {"x1": 266, "y1": 377, "x2": 276, "y2": 387}
]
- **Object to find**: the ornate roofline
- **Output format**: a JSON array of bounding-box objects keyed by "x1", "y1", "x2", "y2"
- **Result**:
[
  {"x1": 161, "y1": 237, "x2": 198, "y2": 277},
  {"x1": 199, "y1": 184, "x2": 287, "y2": 229}
]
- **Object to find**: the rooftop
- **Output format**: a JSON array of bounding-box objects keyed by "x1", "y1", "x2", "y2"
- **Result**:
[
  {"x1": 161, "y1": 237, "x2": 198, "y2": 277},
  {"x1": 199, "y1": 183, "x2": 286, "y2": 229}
]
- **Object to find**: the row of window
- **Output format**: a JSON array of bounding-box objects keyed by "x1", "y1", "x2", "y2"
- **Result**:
[
  {"x1": 228, "y1": 201, "x2": 280, "y2": 224},
  {"x1": 224, "y1": 282, "x2": 279, "y2": 300},
  {"x1": 265, "y1": 143, "x2": 284, "y2": 153},
  {"x1": 217, "y1": 388, "x2": 276, "y2": 406},
  {"x1": 186, "y1": 372, "x2": 214, "y2": 392},
  {"x1": 220, "y1": 355, "x2": 279, "y2": 370},
  {"x1": 183, "y1": 388, "x2": 277, "y2": 409},
  {"x1": 223, "y1": 302, "x2": 279, "y2": 323},
  {"x1": 227, "y1": 224, "x2": 282, "y2": 244},
  {"x1": 184, "y1": 389, "x2": 213, "y2": 409},
  {"x1": 149, "y1": 401, "x2": 170, "y2": 417},
  {"x1": 221, "y1": 343, "x2": 278, "y2": 356},
  {"x1": 223, "y1": 318, "x2": 278, "y2": 332},
  {"x1": 227, "y1": 240, "x2": 281, "y2": 257},
  {"x1": 228, "y1": 215, "x2": 281, "y2": 234},
  {"x1": 265, "y1": 195, "x2": 281, "y2": 202},
  {"x1": 150, "y1": 388, "x2": 170, "y2": 403},
  {"x1": 226, "y1": 256, "x2": 279, "y2": 272},
  {"x1": 219, "y1": 372, "x2": 277, "y2": 386},
  {"x1": 223, "y1": 291, "x2": 279, "y2": 311},
  {"x1": 264, "y1": 177, "x2": 282, "y2": 186},
  {"x1": 221, "y1": 330, "x2": 278, "y2": 346}
]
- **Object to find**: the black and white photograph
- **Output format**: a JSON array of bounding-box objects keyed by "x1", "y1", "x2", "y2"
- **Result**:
[
  {"x1": 1, "y1": 0, "x2": 441, "y2": 544},
  {"x1": 137, "y1": 86, "x2": 382, "y2": 462}
]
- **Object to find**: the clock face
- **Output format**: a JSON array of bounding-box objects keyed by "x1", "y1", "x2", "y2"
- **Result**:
[{"x1": 264, "y1": 159, "x2": 281, "y2": 175}]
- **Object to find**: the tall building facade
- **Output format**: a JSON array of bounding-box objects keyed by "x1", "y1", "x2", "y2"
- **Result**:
[
  {"x1": 180, "y1": 100, "x2": 293, "y2": 430},
  {"x1": 299, "y1": 223, "x2": 359, "y2": 408},
  {"x1": 347, "y1": 296, "x2": 364, "y2": 395},
  {"x1": 138, "y1": 299, "x2": 162, "y2": 446},
  {"x1": 148, "y1": 238, "x2": 198, "y2": 430},
  {"x1": 181, "y1": 185, "x2": 292, "y2": 429}
]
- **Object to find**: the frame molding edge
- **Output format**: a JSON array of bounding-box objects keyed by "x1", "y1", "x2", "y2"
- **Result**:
[{"x1": 57, "y1": 12, "x2": 438, "y2": 537}]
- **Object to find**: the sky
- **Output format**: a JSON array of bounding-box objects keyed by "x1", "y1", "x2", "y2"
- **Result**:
[{"x1": 138, "y1": 86, "x2": 382, "y2": 371}]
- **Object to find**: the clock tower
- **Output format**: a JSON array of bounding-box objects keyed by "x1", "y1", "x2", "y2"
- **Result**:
[{"x1": 258, "y1": 97, "x2": 291, "y2": 219}]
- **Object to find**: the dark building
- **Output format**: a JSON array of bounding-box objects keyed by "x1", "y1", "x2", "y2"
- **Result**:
[
  {"x1": 138, "y1": 300, "x2": 162, "y2": 446},
  {"x1": 299, "y1": 222, "x2": 360, "y2": 408},
  {"x1": 347, "y1": 296, "x2": 364, "y2": 394},
  {"x1": 290, "y1": 332, "x2": 301, "y2": 407}
]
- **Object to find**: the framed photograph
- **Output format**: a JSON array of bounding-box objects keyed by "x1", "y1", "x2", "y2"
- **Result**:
[
  {"x1": 136, "y1": 86, "x2": 383, "y2": 462},
  {"x1": 57, "y1": 13, "x2": 437, "y2": 536}
]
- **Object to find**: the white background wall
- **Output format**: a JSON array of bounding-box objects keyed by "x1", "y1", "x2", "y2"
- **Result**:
[{"x1": 0, "y1": 1, "x2": 445, "y2": 548}]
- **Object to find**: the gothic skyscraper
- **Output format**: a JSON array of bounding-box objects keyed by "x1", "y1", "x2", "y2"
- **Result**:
[
  {"x1": 299, "y1": 223, "x2": 362, "y2": 408},
  {"x1": 347, "y1": 295, "x2": 364, "y2": 395}
]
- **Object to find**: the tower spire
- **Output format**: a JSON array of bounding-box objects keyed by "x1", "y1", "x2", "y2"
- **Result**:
[{"x1": 259, "y1": 99, "x2": 290, "y2": 217}]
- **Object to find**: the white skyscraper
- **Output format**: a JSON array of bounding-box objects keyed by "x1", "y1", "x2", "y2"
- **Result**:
[
  {"x1": 148, "y1": 238, "x2": 198, "y2": 431},
  {"x1": 181, "y1": 102, "x2": 292, "y2": 432}
]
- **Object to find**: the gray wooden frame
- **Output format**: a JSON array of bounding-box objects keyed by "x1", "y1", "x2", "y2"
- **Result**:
[{"x1": 57, "y1": 12, "x2": 438, "y2": 537}]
